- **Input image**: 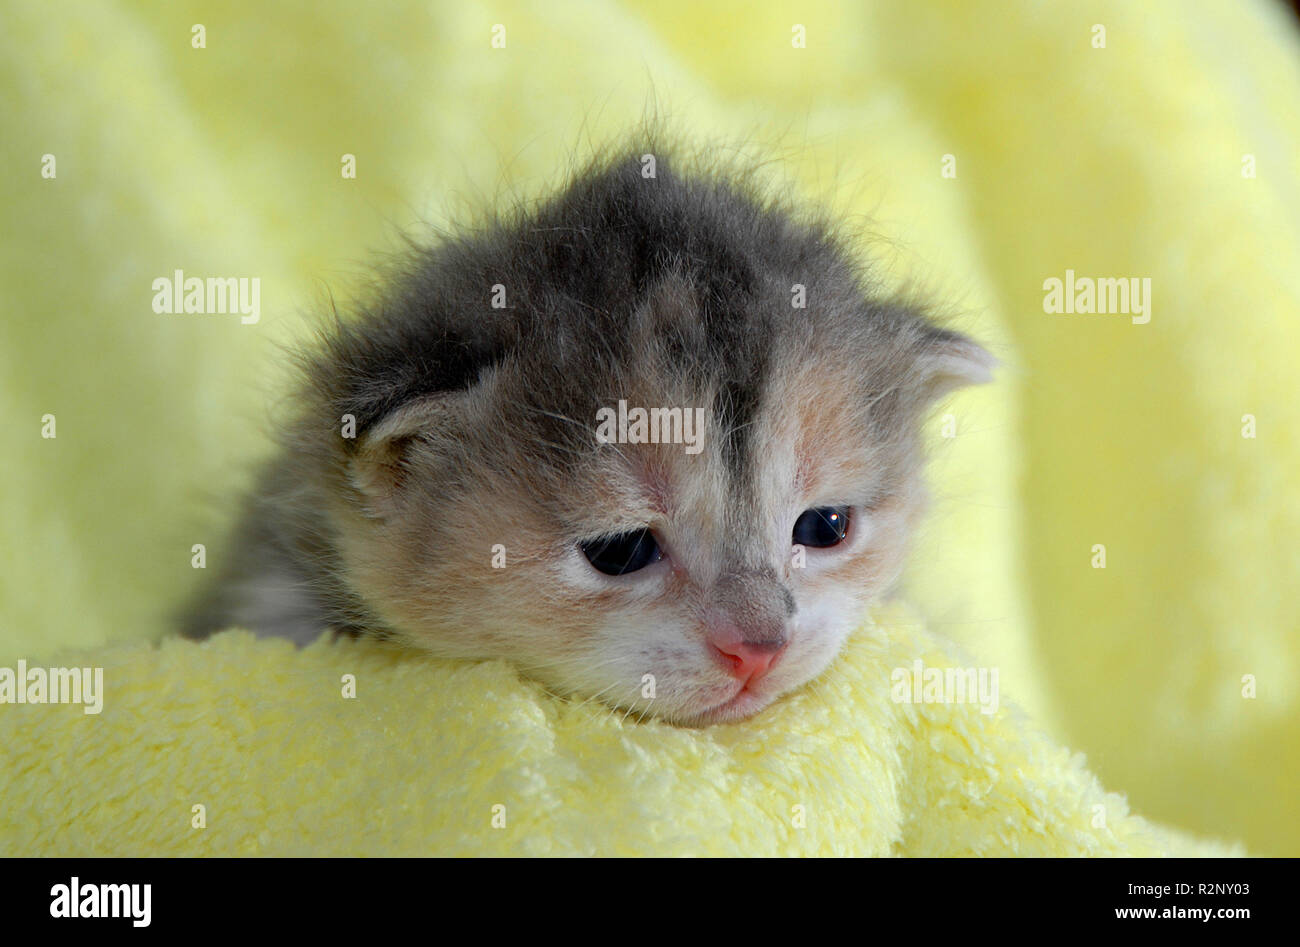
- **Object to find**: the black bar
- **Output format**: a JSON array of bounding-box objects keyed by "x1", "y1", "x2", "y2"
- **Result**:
[{"x1": 0, "y1": 856, "x2": 1282, "y2": 933}]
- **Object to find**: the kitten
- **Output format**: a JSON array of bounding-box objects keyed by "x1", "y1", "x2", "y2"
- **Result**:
[{"x1": 182, "y1": 145, "x2": 993, "y2": 726}]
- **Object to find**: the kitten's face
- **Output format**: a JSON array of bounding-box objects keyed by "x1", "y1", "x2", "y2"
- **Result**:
[
  {"x1": 302, "y1": 153, "x2": 990, "y2": 725},
  {"x1": 329, "y1": 282, "x2": 985, "y2": 726},
  {"x1": 537, "y1": 360, "x2": 925, "y2": 726}
]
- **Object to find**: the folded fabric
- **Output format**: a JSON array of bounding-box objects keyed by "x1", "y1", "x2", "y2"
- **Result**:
[{"x1": 0, "y1": 603, "x2": 1237, "y2": 856}]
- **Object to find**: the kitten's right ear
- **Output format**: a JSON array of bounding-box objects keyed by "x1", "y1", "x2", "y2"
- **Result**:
[{"x1": 348, "y1": 394, "x2": 462, "y2": 516}]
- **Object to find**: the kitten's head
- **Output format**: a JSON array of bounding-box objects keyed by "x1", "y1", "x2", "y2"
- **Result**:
[{"x1": 295, "y1": 150, "x2": 992, "y2": 725}]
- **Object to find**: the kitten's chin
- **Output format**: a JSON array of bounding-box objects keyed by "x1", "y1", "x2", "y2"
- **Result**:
[{"x1": 675, "y1": 683, "x2": 778, "y2": 727}]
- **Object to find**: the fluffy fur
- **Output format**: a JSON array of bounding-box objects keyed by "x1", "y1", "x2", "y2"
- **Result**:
[{"x1": 183, "y1": 147, "x2": 992, "y2": 724}]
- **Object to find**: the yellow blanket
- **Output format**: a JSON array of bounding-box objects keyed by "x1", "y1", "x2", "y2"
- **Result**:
[
  {"x1": 0, "y1": 604, "x2": 1239, "y2": 856},
  {"x1": 2, "y1": 0, "x2": 1296, "y2": 855}
]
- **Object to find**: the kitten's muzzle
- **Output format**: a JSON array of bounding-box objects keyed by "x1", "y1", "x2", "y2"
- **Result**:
[
  {"x1": 705, "y1": 569, "x2": 793, "y2": 683},
  {"x1": 706, "y1": 629, "x2": 788, "y2": 683}
]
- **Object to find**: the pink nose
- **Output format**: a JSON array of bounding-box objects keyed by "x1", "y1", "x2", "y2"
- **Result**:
[{"x1": 709, "y1": 637, "x2": 788, "y2": 682}]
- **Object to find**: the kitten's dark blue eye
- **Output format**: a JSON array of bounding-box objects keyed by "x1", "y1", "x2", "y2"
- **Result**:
[
  {"x1": 792, "y1": 507, "x2": 851, "y2": 548},
  {"x1": 580, "y1": 529, "x2": 663, "y2": 576}
]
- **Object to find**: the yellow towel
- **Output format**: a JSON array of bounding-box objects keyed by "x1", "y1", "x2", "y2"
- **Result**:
[{"x1": 0, "y1": 603, "x2": 1239, "y2": 856}]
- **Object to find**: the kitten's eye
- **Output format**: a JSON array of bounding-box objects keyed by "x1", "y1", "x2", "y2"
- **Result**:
[
  {"x1": 792, "y1": 507, "x2": 851, "y2": 548},
  {"x1": 580, "y1": 529, "x2": 663, "y2": 576}
]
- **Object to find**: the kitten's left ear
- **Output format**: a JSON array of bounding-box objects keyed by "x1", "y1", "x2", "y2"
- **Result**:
[
  {"x1": 914, "y1": 327, "x2": 997, "y2": 401},
  {"x1": 348, "y1": 393, "x2": 466, "y2": 516}
]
